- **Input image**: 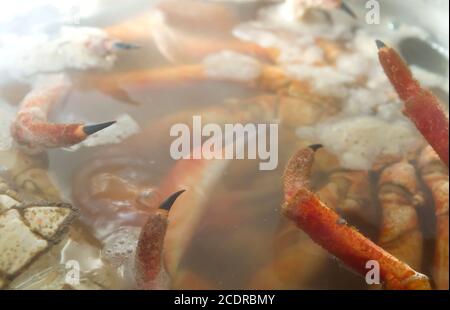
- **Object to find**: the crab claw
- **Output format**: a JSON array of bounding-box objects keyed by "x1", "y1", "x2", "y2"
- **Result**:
[
  {"x1": 83, "y1": 121, "x2": 117, "y2": 136},
  {"x1": 135, "y1": 190, "x2": 185, "y2": 289},
  {"x1": 159, "y1": 189, "x2": 186, "y2": 211},
  {"x1": 340, "y1": 1, "x2": 357, "y2": 19},
  {"x1": 113, "y1": 42, "x2": 141, "y2": 50},
  {"x1": 10, "y1": 73, "x2": 119, "y2": 154},
  {"x1": 12, "y1": 115, "x2": 117, "y2": 153},
  {"x1": 282, "y1": 146, "x2": 431, "y2": 290}
]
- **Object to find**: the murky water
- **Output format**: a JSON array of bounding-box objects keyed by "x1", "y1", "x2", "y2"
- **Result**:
[{"x1": 1, "y1": 0, "x2": 448, "y2": 290}]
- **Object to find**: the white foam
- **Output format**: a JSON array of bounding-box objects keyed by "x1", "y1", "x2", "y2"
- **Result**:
[
  {"x1": 203, "y1": 50, "x2": 262, "y2": 82},
  {"x1": 0, "y1": 26, "x2": 117, "y2": 83},
  {"x1": 233, "y1": 3, "x2": 440, "y2": 170},
  {"x1": 101, "y1": 226, "x2": 141, "y2": 287},
  {"x1": 297, "y1": 116, "x2": 422, "y2": 170}
]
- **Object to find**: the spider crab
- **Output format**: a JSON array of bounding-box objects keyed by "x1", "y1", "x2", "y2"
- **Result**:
[
  {"x1": 279, "y1": 43, "x2": 448, "y2": 290},
  {"x1": 68, "y1": 1, "x2": 448, "y2": 290},
  {"x1": 7, "y1": 26, "x2": 139, "y2": 154},
  {"x1": 1, "y1": 18, "x2": 138, "y2": 288},
  {"x1": 2, "y1": 0, "x2": 447, "y2": 290}
]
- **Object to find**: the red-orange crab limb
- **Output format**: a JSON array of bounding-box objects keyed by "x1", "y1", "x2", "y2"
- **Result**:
[
  {"x1": 10, "y1": 76, "x2": 116, "y2": 153},
  {"x1": 135, "y1": 190, "x2": 185, "y2": 289},
  {"x1": 418, "y1": 146, "x2": 449, "y2": 290},
  {"x1": 10, "y1": 32, "x2": 139, "y2": 153},
  {"x1": 281, "y1": 145, "x2": 431, "y2": 290},
  {"x1": 377, "y1": 40, "x2": 449, "y2": 167},
  {"x1": 105, "y1": 8, "x2": 275, "y2": 64}
]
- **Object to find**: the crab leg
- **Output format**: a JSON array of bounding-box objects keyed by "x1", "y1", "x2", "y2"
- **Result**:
[
  {"x1": 10, "y1": 75, "x2": 116, "y2": 153},
  {"x1": 377, "y1": 41, "x2": 449, "y2": 167},
  {"x1": 9, "y1": 27, "x2": 140, "y2": 153},
  {"x1": 248, "y1": 224, "x2": 327, "y2": 289},
  {"x1": 282, "y1": 146, "x2": 431, "y2": 290},
  {"x1": 377, "y1": 162, "x2": 424, "y2": 270},
  {"x1": 135, "y1": 190, "x2": 185, "y2": 289},
  {"x1": 318, "y1": 169, "x2": 374, "y2": 225},
  {"x1": 418, "y1": 146, "x2": 449, "y2": 290},
  {"x1": 254, "y1": 166, "x2": 372, "y2": 289},
  {"x1": 85, "y1": 64, "x2": 322, "y2": 106},
  {"x1": 287, "y1": 0, "x2": 356, "y2": 19},
  {"x1": 105, "y1": 9, "x2": 274, "y2": 63},
  {"x1": 85, "y1": 34, "x2": 346, "y2": 94},
  {"x1": 251, "y1": 158, "x2": 373, "y2": 289},
  {"x1": 105, "y1": 0, "x2": 238, "y2": 41}
]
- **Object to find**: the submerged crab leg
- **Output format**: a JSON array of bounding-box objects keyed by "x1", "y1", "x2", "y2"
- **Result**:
[
  {"x1": 86, "y1": 64, "x2": 321, "y2": 106},
  {"x1": 288, "y1": 0, "x2": 356, "y2": 19},
  {"x1": 135, "y1": 190, "x2": 185, "y2": 289},
  {"x1": 377, "y1": 162, "x2": 424, "y2": 270},
  {"x1": 250, "y1": 164, "x2": 372, "y2": 289},
  {"x1": 377, "y1": 40, "x2": 449, "y2": 167},
  {"x1": 10, "y1": 75, "x2": 116, "y2": 153},
  {"x1": 105, "y1": 9, "x2": 274, "y2": 63},
  {"x1": 418, "y1": 146, "x2": 449, "y2": 290},
  {"x1": 318, "y1": 170, "x2": 373, "y2": 225},
  {"x1": 9, "y1": 28, "x2": 139, "y2": 153},
  {"x1": 282, "y1": 146, "x2": 431, "y2": 290}
]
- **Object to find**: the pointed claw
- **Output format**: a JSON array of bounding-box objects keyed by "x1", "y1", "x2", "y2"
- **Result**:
[
  {"x1": 376, "y1": 39, "x2": 387, "y2": 50},
  {"x1": 309, "y1": 144, "x2": 323, "y2": 152},
  {"x1": 158, "y1": 190, "x2": 185, "y2": 212},
  {"x1": 114, "y1": 42, "x2": 141, "y2": 50},
  {"x1": 340, "y1": 1, "x2": 357, "y2": 19},
  {"x1": 83, "y1": 121, "x2": 116, "y2": 136}
]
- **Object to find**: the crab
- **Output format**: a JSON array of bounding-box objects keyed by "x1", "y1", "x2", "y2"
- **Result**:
[
  {"x1": 1, "y1": 0, "x2": 447, "y2": 290},
  {"x1": 279, "y1": 43, "x2": 448, "y2": 290},
  {"x1": 66, "y1": 1, "x2": 448, "y2": 290},
  {"x1": 7, "y1": 26, "x2": 138, "y2": 154}
]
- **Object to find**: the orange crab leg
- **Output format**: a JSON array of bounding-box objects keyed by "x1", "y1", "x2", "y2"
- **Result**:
[
  {"x1": 105, "y1": 10, "x2": 274, "y2": 63},
  {"x1": 10, "y1": 76, "x2": 115, "y2": 153},
  {"x1": 282, "y1": 146, "x2": 431, "y2": 290},
  {"x1": 89, "y1": 65, "x2": 210, "y2": 94},
  {"x1": 288, "y1": 0, "x2": 356, "y2": 19},
  {"x1": 418, "y1": 146, "x2": 449, "y2": 290},
  {"x1": 378, "y1": 161, "x2": 424, "y2": 270},
  {"x1": 377, "y1": 40, "x2": 449, "y2": 167},
  {"x1": 135, "y1": 190, "x2": 185, "y2": 289}
]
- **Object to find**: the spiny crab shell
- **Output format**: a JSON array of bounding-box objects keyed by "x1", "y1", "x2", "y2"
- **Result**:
[{"x1": 0, "y1": 176, "x2": 77, "y2": 288}]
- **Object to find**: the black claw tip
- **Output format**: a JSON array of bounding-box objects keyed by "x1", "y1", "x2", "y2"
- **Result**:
[
  {"x1": 309, "y1": 144, "x2": 323, "y2": 152},
  {"x1": 83, "y1": 121, "x2": 116, "y2": 136},
  {"x1": 375, "y1": 39, "x2": 387, "y2": 50},
  {"x1": 159, "y1": 190, "x2": 185, "y2": 212},
  {"x1": 114, "y1": 42, "x2": 141, "y2": 50},
  {"x1": 340, "y1": 2, "x2": 357, "y2": 19}
]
